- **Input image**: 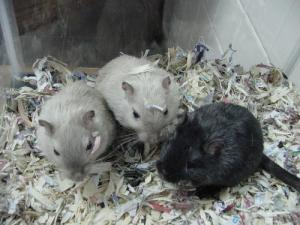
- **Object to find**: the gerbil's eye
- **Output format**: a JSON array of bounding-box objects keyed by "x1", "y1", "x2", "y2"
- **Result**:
[
  {"x1": 86, "y1": 140, "x2": 93, "y2": 151},
  {"x1": 164, "y1": 109, "x2": 168, "y2": 116},
  {"x1": 133, "y1": 110, "x2": 140, "y2": 119},
  {"x1": 53, "y1": 149, "x2": 60, "y2": 156}
]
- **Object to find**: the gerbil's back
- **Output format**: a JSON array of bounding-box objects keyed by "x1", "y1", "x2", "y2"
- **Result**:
[
  {"x1": 190, "y1": 103, "x2": 264, "y2": 185},
  {"x1": 39, "y1": 81, "x2": 105, "y2": 124},
  {"x1": 97, "y1": 55, "x2": 150, "y2": 81},
  {"x1": 195, "y1": 103, "x2": 264, "y2": 166},
  {"x1": 196, "y1": 103, "x2": 262, "y2": 136}
]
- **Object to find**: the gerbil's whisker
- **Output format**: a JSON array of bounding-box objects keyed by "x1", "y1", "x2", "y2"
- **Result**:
[
  {"x1": 127, "y1": 139, "x2": 139, "y2": 148},
  {"x1": 118, "y1": 133, "x2": 137, "y2": 142},
  {"x1": 119, "y1": 136, "x2": 137, "y2": 143},
  {"x1": 115, "y1": 137, "x2": 137, "y2": 149},
  {"x1": 119, "y1": 133, "x2": 136, "y2": 138},
  {"x1": 97, "y1": 151, "x2": 117, "y2": 161},
  {"x1": 120, "y1": 136, "x2": 137, "y2": 144}
]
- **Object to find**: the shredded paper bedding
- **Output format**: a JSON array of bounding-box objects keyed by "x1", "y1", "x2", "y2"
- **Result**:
[{"x1": 0, "y1": 45, "x2": 299, "y2": 225}]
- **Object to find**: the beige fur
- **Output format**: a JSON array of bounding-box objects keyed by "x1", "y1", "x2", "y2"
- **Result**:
[
  {"x1": 96, "y1": 54, "x2": 180, "y2": 144},
  {"x1": 36, "y1": 81, "x2": 115, "y2": 181}
]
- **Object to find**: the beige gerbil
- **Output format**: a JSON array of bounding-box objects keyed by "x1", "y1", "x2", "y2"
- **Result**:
[
  {"x1": 36, "y1": 81, "x2": 116, "y2": 181},
  {"x1": 96, "y1": 54, "x2": 180, "y2": 145}
]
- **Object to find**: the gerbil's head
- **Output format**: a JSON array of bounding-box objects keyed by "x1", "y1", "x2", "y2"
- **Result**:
[
  {"x1": 156, "y1": 140, "x2": 189, "y2": 183},
  {"x1": 38, "y1": 110, "x2": 103, "y2": 181},
  {"x1": 156, "y1": 114, "x2": 224, "y2": 184},
  {"x1": 121, "y1": 72, "x2": 180, "y2": 144}
]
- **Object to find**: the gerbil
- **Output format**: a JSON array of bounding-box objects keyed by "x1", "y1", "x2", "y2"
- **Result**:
[
  {"x1": 36, "y1": 81, "x2": 116, "y2": 181},
  {"x1": 157, "y1": 102, "x2": 300, "y2": 196},
  {"x1": 96, "y1": 54, "x2": 180, "y2": 145}
]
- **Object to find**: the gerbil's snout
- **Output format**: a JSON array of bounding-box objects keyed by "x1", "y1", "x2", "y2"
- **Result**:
[
  {"x1": 138, "y1": 132, "x2": 159, "y2": 144},
  {"x1": 156, "y1": 160, "x2": 182, "y2": 183},
  {"x1": 71, "y1": 171, "x2": 85, "y2": 182},
  {"x1": 65, "y1": 166, "x2": 88, "y2": 182}
]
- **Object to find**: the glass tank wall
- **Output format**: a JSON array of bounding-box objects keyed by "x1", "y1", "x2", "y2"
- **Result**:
[
  {"x1": 0, "y1": 0, "x2": 165, "y2": 73},
  {"x1": 1, "y1": 0, "x2": 300, "y2": 89}
]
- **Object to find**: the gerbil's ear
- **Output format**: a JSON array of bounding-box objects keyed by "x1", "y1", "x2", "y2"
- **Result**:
[
  {"x1": 204, "y1": 141, "x2": 224, "y2": 156},
  {"x1": 122, "y1": 81, "x2": 134, "y2": 96},
  {"x1": 83, "y1": 110, "x2": 95, "y2": 128},
  {"x1": 91, "y1": 135, "x2": 101, "y2": 155},
  {"x1": 162, "y1": 76, "x2": 171, "y2": 89},
  {"x1": 38, "y1": 120, "x2": 54, "y2": 135}
]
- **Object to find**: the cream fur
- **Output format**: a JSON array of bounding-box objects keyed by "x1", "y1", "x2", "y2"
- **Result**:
[
  {"x1": 36, "y1": 81, "x2": 115, "y2": 181},
  {"x1": 96, "y1": 54, "x2": 180, "y2": 144}
]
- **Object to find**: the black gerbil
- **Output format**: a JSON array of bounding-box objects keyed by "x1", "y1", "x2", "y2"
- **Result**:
[{"x1": 156, "y1": 102, "x2": 300, "y2": 197}]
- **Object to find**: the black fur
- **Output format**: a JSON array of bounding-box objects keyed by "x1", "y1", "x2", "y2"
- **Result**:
[{"x1": 157, "y1": 102, "x2": 300, "y2": 196}]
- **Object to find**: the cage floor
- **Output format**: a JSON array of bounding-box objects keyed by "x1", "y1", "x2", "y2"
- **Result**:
[{"x1": 0, "y1": 46, "x2": 299, "y2": 225}]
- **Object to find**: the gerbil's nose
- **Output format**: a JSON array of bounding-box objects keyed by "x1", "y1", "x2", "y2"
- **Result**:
[
  {"x1": 72, "y1": 172, "x2": 85, "y2": 182},
  {"x1": 69, "y1": 167, "x2": 86, "y2": 182}
]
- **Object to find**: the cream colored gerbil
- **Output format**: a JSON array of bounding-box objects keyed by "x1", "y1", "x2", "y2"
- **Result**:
[
  {"x1": 36, "y1": 81, "x2": 116, "y2": 181},
  {"x1": 96, "y1": 54, "x2": 180, "y2": 145}
]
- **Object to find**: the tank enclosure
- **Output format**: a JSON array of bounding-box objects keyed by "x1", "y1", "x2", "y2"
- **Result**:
[{"x1": 0, "y1": 1, "x2": 300, "y2": 224}]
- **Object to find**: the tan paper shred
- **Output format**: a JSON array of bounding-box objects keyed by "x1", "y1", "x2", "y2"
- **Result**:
[{"x1": 28, "y1": 185, "x2": 57, "y2": 211}]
